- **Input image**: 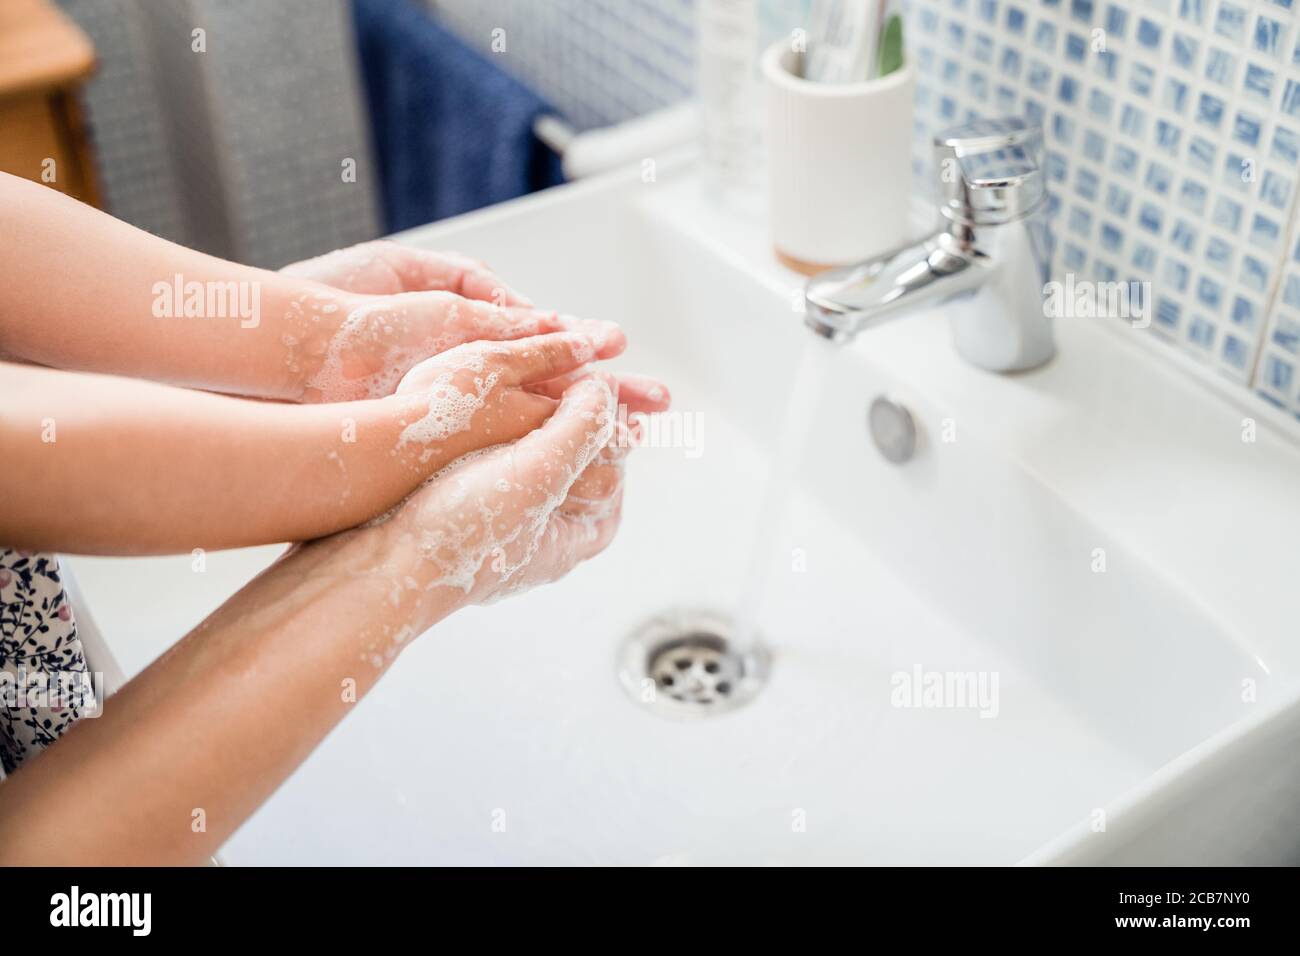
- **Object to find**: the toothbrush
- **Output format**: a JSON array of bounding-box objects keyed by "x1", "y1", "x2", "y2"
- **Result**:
[
  {"x1": 875, "y1": 2, "x2": 904, "y2": 77},
  {"x1": 805, "y1": 0, "x2": 880, "y2": 84}
]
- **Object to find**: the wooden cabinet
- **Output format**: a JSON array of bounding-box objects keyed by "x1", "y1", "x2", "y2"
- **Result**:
[{"x1": 0, "y1": 0, "x2": 99, "y2": 206}]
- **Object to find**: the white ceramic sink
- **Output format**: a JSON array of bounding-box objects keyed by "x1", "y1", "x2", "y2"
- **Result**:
[{"x1": 68, "y1": 159, "x2": 1300, "y2": 865}]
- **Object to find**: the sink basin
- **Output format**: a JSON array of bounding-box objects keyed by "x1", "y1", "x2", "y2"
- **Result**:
[{"x1": 68, "y1": 158, "x2": 1300, "y2": 865}]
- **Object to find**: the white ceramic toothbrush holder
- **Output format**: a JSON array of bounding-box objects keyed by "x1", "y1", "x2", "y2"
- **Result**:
[{"x1": 761, "y1": 40, "x2": 915, "y2": 274}]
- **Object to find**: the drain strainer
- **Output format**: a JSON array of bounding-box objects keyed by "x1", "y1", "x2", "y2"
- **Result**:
[{"x1": 618, "y1": 608, "x2": 770, "y2": 718}]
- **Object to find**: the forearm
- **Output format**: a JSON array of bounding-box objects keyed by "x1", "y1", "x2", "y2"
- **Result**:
[
  {"x1": 0, "y1": 373, "x2": 640, "y2": 865},
  {"x1": 0, "y1": 524, "x2": 460, "y2": 865},
  {"x1": 0, "y1": 362, "x2": 447, "y2": 554},
  {"x1": 0, "y1": 173, "x2": 351, "y2": 400}
]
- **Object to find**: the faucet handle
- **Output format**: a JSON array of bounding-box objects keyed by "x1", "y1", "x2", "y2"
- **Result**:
[{"x1": 933, "y1": 117, "x2": 1046, "y2": 225}]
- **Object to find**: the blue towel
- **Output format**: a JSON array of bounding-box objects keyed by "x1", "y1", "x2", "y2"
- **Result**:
[{"x1": 351, "y1": 0, "x2": 566, "y2": 232}]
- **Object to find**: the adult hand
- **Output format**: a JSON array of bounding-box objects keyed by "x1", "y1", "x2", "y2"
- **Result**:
[{"x1": 282, "y1": 239, "x2": 534, "y2": 306}]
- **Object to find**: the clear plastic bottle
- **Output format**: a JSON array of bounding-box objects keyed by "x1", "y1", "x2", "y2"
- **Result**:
[
  {"x1": 697, "y1": 0, "x2": 762, "y2": 191},
  {"x1": 698, "y1": 1, "x2": 811, "y2": 196}
]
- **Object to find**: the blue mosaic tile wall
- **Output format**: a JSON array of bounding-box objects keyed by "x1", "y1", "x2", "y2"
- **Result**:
[
  {"x1": 435, "y1": 0, "x2": 1300, "y2": 416},
  {"x1": 907, "y1": 0, "x2": 1300, "y2": 414}
]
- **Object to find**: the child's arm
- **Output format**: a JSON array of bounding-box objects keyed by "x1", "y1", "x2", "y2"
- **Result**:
[
  {"x1": 0, "y1": 173, "x2": 622, "y2": 402},
  {"x1": 0, "y1": 331, "x2": 607, "y2": 555}
]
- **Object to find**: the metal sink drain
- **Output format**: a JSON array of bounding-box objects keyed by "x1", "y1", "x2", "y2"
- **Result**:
[{"x1": 618, "y1": 608, "x2": 770, "y2": 718}]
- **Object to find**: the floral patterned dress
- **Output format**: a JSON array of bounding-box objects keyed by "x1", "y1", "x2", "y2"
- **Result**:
[{"x1": 0, "y1": 549, "x2": 94, "y2": 781}]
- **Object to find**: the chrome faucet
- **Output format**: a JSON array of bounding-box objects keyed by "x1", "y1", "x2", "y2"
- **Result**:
[{"x1": 803, "y1": 118, "x2": 1055, "y2": 373}]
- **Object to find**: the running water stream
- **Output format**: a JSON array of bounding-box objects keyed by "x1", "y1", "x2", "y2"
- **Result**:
[{"x1": 731, "y1": 333, "x2": 839, "y2": 655}]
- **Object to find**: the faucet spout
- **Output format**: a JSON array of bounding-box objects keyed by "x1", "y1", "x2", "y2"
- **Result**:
[
  {"x1": 804, "y1": 223, "x2": 986, "y2": 343},
  {"x1": 800, "y1": 117, "x2": 1057, "y2": 374}
]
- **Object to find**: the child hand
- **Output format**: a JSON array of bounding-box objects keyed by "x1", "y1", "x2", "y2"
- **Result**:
[
  {"x1": 296, "y1": 291, "x2": 626, "y2": 403},
  {"x1": 377, "y1": 376, "x2": 645, "y2": 613},
  {"x1": 386, "y1": 332, "x2": 606, "y2": 473},
  {"x1": 388, "y1": 334, "x2": 670, "y2": 481}
]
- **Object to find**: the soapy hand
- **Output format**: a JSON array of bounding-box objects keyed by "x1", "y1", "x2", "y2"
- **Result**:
[
  {"x1": 282, "y1": 239, "x2": 534, "y2": 305},
  {"x1": 296, "y1": 291, "x2": 626, "y2": 403},
  {"x1": 383, "y1": 331, "x2": 607, "y2": 474},
  {"x1": 283, "y1": 240, "x2": 631, "y2": 405},
  {"x1": 284, "y1": 240, "x2": 667, "y2": 608},
  {"x1": 378, "y1": 374, "x2": 649, "y2": 610},
  {"x1": 386, "y1": 328, "x2": 670, "y2": 466}
]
